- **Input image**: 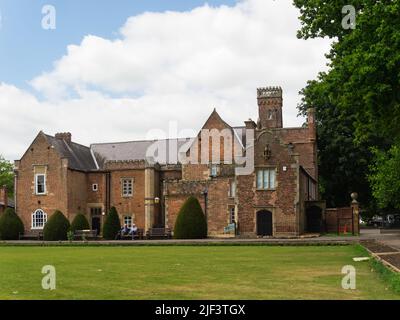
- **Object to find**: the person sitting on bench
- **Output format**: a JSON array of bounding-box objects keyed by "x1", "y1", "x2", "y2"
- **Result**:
[
  {"x1": 129, "y1": 224, "x2": 138, "y2": 237},
  {"x1": 120, "y1": 224, "x2": 130, "y2": 236}
]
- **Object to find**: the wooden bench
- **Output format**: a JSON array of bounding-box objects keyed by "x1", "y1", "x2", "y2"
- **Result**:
[
  {"x1": 19, "y1": 231, "x2": 43, "y2": 240},
  {"x1": 224, "y1": 223, "x2": 236, "y2": 234},
  {"x1": 74, "y1": 230, "x2": 98, "y2": 240},
  {"x1": 146, "y1": 228, "x2": 172, "y2": 240}
]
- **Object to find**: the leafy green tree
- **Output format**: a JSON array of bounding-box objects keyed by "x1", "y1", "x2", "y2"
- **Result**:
[
  {"x1": 102, "y1": 207, "x2": 121, "y2": 240},
  {"x1": 0, "y1": 155, "x2": 14, "y2": 196},
  {"x1": 294, "y1": 0, "x2": 400, "y2": 211},
  {"x1": 174, "y1": 196, "x2": 207, "y2": 239},
  {"x1": 0, "y1": 208, "x2": 24, "y2": 240},
  {"x1": 369, "y1": 145, "x2": 400, "y2": 210},
  {"x1": 43, "y1": 210, "x2": 71, "y2": 241},
  {"x1": 70, "y1": 213, "x2": 90, "y2": 232}
]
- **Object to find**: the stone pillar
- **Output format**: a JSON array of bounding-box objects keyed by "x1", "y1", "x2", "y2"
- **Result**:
[
  {"x1": 350, "y1": 192, "x2": 360, "y2": 235},
  {"x1": 144, "y1": 164, "x2": 155, "y2": 232}
]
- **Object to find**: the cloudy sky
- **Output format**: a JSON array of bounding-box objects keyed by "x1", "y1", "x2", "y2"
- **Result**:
[{"x1": 0, "y1": 0, "x2": 331, "y2": 161}]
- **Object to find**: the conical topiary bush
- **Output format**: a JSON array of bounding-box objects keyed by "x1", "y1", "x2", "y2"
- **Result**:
[
  {"x1": 43, "y1": 210, "x2": 70, "y2": 241},
  {"x1": 70, "y1": 213, "x2": 90, "y2": 232},
  {"x1": 0, "y1": 208, "x2": 24, "y2": 240},
  {"x1": 102, "y1": 207, "x2": 121, "y2": 240},
  {"x1": 174, "y1": 196, "x2": 207, "y2": 239}
]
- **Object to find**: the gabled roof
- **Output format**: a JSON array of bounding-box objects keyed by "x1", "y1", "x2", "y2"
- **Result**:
[{"x1": 43, "y1": 134, "x2": 97, "y2": 171}]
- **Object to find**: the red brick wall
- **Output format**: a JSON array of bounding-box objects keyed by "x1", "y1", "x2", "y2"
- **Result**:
[
  {"x1": 109, "y1": 168, "x2": 146, "y2": 230},
  {"x1": 15, "y1": 133, "x2": 69, "y2": 231}
]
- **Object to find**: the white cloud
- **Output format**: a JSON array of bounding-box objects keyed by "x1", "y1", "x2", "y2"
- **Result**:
[{"x1": 0, "y1": 0, "x2": 331, "y2": 160}]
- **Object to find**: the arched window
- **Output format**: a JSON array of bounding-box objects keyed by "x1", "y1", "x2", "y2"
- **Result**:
[{"x1": 32, "y1": 209, "x2": 47, "y2": 229}]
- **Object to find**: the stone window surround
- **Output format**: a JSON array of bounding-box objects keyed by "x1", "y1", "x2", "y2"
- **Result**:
[
  {"x1": 255, "y1": 166, "x2": 277, "y2": 191},
  {"x1": 33, "y1": 165, "x2": 48, "y2": 196},
  {"x1": 121, "y1": 178, "x2": 134, "y2": 197},
  {"x1": 31, "y1": 209, "x2": 47, "y2": 230}
]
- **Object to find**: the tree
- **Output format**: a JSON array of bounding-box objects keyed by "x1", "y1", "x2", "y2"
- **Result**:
[
  {"x1": 102, "y1": 207, "x2": 121, "y2": 240},
  {"x1": 293, "y1": 0, "x2": 400, "y2": 212},
  {"x1": 369, "y1": 144, "x2": 400, "y2": 210},
  {"x1": 70, "y1": 213, "x2": 90, "y2": 232},
  {"x1": 0, "y1": 208, "x2": 24, "y2": 240},
  {"x1": 0, "y1": 155, "x2": 14, "y2": 196},
  {"x1": 174, "y1": 196, "x2": 207, "y2": 239},
  {"x1": 43, "y1": 210, "x2": 71, "y2": 241}
]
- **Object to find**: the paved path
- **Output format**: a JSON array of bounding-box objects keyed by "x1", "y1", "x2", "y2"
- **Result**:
[{"x1": 2, "y1": 229, "x2": 400, "y2": 246}]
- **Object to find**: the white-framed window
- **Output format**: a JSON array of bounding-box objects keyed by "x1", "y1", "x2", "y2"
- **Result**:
[
  {"x1": 256, "y1": 168, "x2": 276, "y2": 190},
  {"x1": 122, "y1": 178, "x2": 133, "y2": 197},
  {"x1": 229, "y1": 180, "x2": 236, "y2": 198},
  {"x1": 124, "y1": 216, "x2": 133, "y2": 228},
  {"x1": 210, "y1": 165, "x2": 218, "y2": 177},
  {"x1": 35, "y1": 174, "x2": 46, "y2": 195},
  {"x1": 92, "y1": 183, "x2": 98, "y2": 192},
  {"x1": 229, "y1": 207, "x2": 235, "y2": 224},
  {"x1": 32, "y1": 209, "x2": 47, "y2": 229}
]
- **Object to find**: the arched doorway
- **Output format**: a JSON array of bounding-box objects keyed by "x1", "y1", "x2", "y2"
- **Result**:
[
  {"x1": 257, "y1": 210, "x2": 273, "y2": 236},
  {"x1": 306, "y1": 206, "x2": 322, "y2": 233}
]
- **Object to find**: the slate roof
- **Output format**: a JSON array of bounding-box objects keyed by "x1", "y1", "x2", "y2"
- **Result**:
[
  {"x1": 91, "y1": 138, "x2": 192, "y2": 166},
  {"x1": 44, "y1": 134, "x2": 98, "y2": 171}
]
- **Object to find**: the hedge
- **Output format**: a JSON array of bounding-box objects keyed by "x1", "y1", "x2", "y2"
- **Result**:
[
  {"x1": 174, "y1": 196, "x2": 207, "y2": 239},
  {"x1": 102, "y1": 207, "x2": 121, "y2": 240},
  {"x1": 70, "y1": 213, "x2": 90, "y2": 232},
  {"x1": 43, "y1": 210, "x2": 71, "y2": 241},
  {"x1": 0, "y1": 208, "x2": 24, "y2": 240}
]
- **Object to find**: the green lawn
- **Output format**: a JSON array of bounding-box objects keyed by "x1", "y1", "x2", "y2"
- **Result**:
[{"x1": 0, "y1": 245, "x2": 398, "y2": 300}]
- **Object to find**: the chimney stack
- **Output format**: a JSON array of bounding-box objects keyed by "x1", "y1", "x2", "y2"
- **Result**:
[
  {"x1": 55, "y1": 132, "x2": 72, "y2": 144},
  {"x1": 0, "y1": 186, "x2": 8, "y2": 209},
  {"x1": 307, "y1": 108, "x2": 316, "y2": 141}
]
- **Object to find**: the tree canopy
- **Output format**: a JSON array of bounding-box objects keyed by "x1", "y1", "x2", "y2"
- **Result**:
[
  {"x1": 0, "y1": 156, "x2": 14, "y2": 195},
  {"x1": 293, "y1": 0, "x2": 400, "y2": 212}
]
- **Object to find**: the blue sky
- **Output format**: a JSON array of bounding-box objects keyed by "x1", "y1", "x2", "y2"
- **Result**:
[
  {"x1": 0, "y1": 0, "x2": 331, "y2": 160},
  {"x1": 0, "y1": 0, "x2": 237, "y2": 88}
]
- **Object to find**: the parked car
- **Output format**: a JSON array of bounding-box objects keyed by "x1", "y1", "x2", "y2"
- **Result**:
[
  {"x1": 383, "y1": 214, "x2": 400, "y2": 228},
  {"x1": 366, "y1": 215, "x2": 383, "y2": 228}
]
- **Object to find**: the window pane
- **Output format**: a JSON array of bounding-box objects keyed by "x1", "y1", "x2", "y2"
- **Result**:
[
  {"x1": 229, "y1": 208, "x2": 235, "y2": 224},
  {"x1": 257, "y1": 171, "x2": 263, "y2": 189},
  {"x1": 263, "y1": 170, "x2": 269, "y2": 189},
  {"x1": 124, "y1": 216, "x2": 132, "y2": 228},
  {"x1": 36, "y1": 175, "x2": 45, "y2": 194},
  {"x1": 269, "y1": 169, "x2": 276, "y2": 189}
]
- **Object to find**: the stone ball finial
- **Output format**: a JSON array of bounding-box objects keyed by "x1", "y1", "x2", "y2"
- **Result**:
[{"x1": 351, "y1": 192, "x2": 358, "y2": 202}]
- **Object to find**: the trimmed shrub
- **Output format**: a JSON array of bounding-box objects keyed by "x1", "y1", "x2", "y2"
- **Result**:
[
  {"x1": 43, "y1": 210, "x2": 71, "y2": 241},
  {"x1": 102, "y1": 207, "x2": 121, "y2": 240},
  {"x1": 70, "y1": 213, "x2": 90, "y2": 232},
  {"x1": 174, "y1": 196, "x2": 207, "y2": 239},
  {"x1": 0, "y1": 208, "x2": 24, "y2": 240}
]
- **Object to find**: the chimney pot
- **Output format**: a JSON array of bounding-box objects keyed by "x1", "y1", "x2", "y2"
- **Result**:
[{"x1": 55, "y1": 132, "x2": 72, "y2": 144}]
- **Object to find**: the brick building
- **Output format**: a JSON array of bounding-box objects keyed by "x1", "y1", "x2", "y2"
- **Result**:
[
  {"x1": 14, "y1": 87, "x2": 321, "y2": 237},
  {"x1": 0, "y1": 186, "x2": 14, "y2": 214}
]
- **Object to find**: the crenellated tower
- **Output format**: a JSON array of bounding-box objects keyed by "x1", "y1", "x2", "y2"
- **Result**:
[{"x1": 257, "y1": 86, "x2": 283, "y2": 129}]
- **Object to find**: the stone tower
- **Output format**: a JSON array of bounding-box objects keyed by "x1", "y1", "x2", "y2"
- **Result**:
[{"x1": 257, "y1": 86, "x2": 283, "y2": 129}]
